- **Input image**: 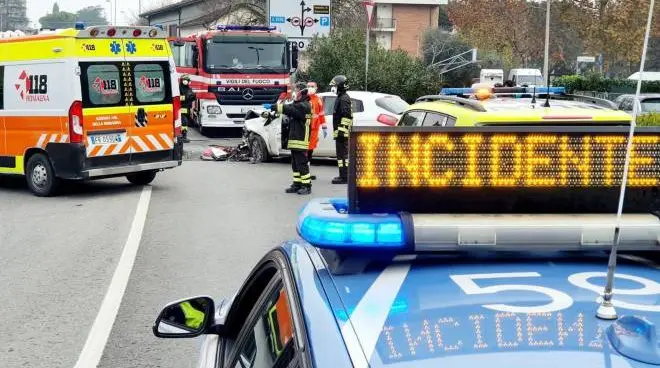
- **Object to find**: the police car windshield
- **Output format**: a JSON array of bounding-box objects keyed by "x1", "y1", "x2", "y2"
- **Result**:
[{"x1": 204, "y1": 40, "x2": 287, "y2": 73}]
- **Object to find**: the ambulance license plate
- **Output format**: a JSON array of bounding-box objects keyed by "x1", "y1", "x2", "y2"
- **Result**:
[{"x1": 90, "y1": 133, "x2": 123, "y2": 145}]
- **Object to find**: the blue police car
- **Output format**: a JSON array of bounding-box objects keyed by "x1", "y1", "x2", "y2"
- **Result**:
[{"x1": 153, "y1": 125, "x2": 660, "y2": 368}]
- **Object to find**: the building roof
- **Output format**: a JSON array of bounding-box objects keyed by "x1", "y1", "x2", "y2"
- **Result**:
[{"x1": 139, "y1": 0, "x2": 204, "y2": 18}]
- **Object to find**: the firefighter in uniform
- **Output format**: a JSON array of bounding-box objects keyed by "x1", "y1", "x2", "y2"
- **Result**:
[
  {"x1": 329, "y1": 75, "x2": 352, "y2": 184},
  {"x1": 270, "y1": 82, "x2": 313, "y2": 195},
  {"x1": 306, "y1": 81, "x2": 326, "y2": 181},
  {"x1": 179, "y1": 74, "x2": 195, "y2": 143}
]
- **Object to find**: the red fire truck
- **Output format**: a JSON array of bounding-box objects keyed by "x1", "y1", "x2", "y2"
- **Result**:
[{"x1": 169, "y1": 25, "x2": 299, "y2": 133}]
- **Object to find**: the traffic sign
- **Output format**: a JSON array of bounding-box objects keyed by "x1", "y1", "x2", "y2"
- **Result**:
[
  {"x1": 269, "y1": 0, "x2": 331, "y2": 40},
  {"x1": 362, "y1": 1, "x2": 375, "y2": 26},
  {"x1": 577, "y1": 56, "x2": 596, "y2": 63}
]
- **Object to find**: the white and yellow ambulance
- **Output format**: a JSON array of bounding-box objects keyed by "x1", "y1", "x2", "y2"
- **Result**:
[{"x1": 0, "y1": 25, "x2": 183, "y2": 196}]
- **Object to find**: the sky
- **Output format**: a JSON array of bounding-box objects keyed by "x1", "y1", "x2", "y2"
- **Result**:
[{"x1": 25, "y1": 0, "x2": 165, "y2": 28}]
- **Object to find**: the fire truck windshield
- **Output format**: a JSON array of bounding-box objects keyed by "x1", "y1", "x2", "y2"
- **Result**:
[{"x1": 204, "y1": 39, "x2": 288, "y2": 74}]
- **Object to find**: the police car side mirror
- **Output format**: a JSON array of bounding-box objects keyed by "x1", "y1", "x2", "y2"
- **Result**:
[{"x1": 153, "y1": 296, "x2": 214, "y2": 338}]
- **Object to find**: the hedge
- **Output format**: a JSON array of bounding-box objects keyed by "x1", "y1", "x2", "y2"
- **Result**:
[
  {"x1": 637, "y1": 113, "x2": 660, "y2": 126},
  {"x1": 553, "y1": 75, "x2": 660, "y2": 94}
]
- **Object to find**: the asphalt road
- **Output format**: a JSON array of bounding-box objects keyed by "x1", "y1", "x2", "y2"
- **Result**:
[{"x1": 0, "y1": 143, "x2": 345, "y2": 368}]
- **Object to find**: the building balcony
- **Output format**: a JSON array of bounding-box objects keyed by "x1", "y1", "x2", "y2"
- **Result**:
[{"x1": 372, "y1": 17, "x2": 396, "y2": 31}]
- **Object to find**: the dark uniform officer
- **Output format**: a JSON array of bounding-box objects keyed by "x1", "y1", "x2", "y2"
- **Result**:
[
  {"x1": 179, "y1": 74, "x2": 195, "y2": 143},
  {"x1": 271, "y1": 83, "x2": 313, "y2": 195},
  {"x1": 330, "y1": 75, "x2": 352, "y2": 184}
]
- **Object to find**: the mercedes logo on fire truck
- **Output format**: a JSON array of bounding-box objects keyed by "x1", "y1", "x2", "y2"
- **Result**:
[{"x1": 242, "y1": 88, "x2": 254, "y2": 100}]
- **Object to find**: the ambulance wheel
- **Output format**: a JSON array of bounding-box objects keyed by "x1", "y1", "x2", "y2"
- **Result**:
[
  {"x1": 126, "y1": 170, "x2": 157, "y2": 185},
  {"x1": 249, "y1": 133, "x2": 270, "y2": 163},
  {"x1": 26, "y1": 153, "x2": 60, "y2": 197}
]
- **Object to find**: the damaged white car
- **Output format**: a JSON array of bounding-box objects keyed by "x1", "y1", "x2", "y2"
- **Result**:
[{"x1": 242, "y1": 91, "x2": 408, "y2": 162}]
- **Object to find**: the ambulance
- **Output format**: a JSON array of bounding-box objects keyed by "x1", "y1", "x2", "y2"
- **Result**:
[{"x1": 0, "y1": 24, "x2": 183, "y2": 196}]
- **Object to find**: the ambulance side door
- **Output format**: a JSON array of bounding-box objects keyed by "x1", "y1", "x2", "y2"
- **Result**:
[{"x1": 3, "y1": 60, "x2": 69, "y2": 174}]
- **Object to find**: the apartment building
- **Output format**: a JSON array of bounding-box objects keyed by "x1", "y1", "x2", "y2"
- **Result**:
[{"x1": 372, "y1": 0, "x2": 446, "y2": 57}]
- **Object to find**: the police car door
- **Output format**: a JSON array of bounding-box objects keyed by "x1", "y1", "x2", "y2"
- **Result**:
[{"x1": 126, "y1": 34, "x2": 175, "y2": 164}]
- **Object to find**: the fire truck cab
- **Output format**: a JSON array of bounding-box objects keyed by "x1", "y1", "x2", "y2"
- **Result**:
[{"x1": 169, "y1": 25, "x2": 299, "y2": 133}]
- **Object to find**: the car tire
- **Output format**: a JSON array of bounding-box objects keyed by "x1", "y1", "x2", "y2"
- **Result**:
[
  {"x1": 126, "y1": 170, "x2": 157, "y2": 185},
  {"x1": 249, "y1": 133, "x2": 270, "y2": 163},
  {"x1": 26, "y1": 153, "x2": 60, "y2": 197}
]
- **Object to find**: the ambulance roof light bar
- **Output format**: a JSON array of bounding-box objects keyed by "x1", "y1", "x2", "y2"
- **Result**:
[
  {"x1": 79, "y1": 26, "x2": 166, "y2": 39},
  {"x1": 297, "y1": 198, "x2": 660, "y2": 252}
]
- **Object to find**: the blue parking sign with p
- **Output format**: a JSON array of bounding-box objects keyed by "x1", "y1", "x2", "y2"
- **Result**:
[{"x1": 320, "y1": 16, "x2": 330, "y2": 26}]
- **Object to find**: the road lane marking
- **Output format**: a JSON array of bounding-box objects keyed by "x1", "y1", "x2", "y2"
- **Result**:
[{"x1": 74, "y1": 186, "x2": 152, "y2": 368}]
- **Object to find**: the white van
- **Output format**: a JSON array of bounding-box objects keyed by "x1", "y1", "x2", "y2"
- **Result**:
[
  {"x1": 479, "y1": 69, "x2": 504, "y2": 85},
  {"x1": 508, "y1": 68, "x2": 544, "y2": 86}
]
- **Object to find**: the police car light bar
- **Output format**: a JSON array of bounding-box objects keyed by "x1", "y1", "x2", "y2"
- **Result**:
[
  {"x1": 215, "y1": 25, "x2": 276, "y2": 31},
  {"x1": 297, "y1": 198, "x2": 660, "y2": 252},
  {"x1": 440, "y1": 87, "x2": 566, "y2": 95},
  {"x1": 297, "y1": 198, "x2": 406, "y2": 250}
]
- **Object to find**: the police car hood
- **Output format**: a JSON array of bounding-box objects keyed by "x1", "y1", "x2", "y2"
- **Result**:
[{"x1": 327, "y1": 254, "x2": 660, "y2": 368}]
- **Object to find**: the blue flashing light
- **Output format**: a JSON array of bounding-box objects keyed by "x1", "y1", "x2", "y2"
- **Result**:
[
  {"x1": 153, "y1": 24, "x2": 164, "y2": 30},
  {"x1": 297, "y1": 198, "x2": 405, "y2": 250},
  {"x1": 216, "y1": 25, "x2": 277, "y2": 31},
  {"x1": 262, "y1": 103, "x2": 272, "y2": 110},
  {"x1": 74, "y1": 22, "x2": 85, "y2": 30}
]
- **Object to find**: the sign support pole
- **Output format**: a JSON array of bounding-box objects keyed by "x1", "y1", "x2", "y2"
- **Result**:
[
  {"x1": 362, "y1": 1, "x2": 375, "y2": 91},
  {"x1": 365, "y1": 24, "x2": 370, "y2": 90}
]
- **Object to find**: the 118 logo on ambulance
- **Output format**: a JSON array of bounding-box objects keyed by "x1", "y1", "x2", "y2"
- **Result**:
[{"x1": 15, "y1": 70, "x2": 49, "y2": 102}]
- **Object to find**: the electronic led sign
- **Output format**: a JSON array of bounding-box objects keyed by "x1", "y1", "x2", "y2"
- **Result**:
[{"x1": 348, "y1": 127, "x2": 660, "y2": 214}]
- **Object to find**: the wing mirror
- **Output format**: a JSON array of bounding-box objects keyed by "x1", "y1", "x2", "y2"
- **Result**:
[{"x1": 153, "y1": 296, "x2": 215, "y2": 338}]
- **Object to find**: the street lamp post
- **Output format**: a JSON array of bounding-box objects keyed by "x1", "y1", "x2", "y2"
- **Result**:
[{"x1": 543, "y1": 0, "x2": 550, "y2": 86}]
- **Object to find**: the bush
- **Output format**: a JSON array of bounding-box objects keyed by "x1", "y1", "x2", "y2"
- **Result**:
[
  {"x1": 553, "y1": 75, "x2": 660, "y2": 94},
  {"x1": 304, "y1": 28, "x2": 441, "y2": 102},
  {"x1": 637, "y1": 113, "x2": 660, "y2": 126}
]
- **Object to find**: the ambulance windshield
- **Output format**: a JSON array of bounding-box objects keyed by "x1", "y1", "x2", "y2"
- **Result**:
[{"x1": 204, "y1": 38, "x2": 288, "y2": 73}]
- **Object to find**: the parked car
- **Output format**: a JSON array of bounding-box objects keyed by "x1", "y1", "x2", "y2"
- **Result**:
[
  {"x1": 243, "y1": 91, "x2": 408, "y2": 162},
  {"x1": 614, "y1": 93, "x2": 660, "y2": 115}
]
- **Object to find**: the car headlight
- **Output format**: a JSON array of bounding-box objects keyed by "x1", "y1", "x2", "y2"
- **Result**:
[{"x1": 206, "y1": 105, "x2": 222, "y2": 114}]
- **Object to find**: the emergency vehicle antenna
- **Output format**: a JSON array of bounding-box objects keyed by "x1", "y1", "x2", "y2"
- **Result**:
[{"x1": 596, "y1": 0, "x2": 655, "y2": 320}]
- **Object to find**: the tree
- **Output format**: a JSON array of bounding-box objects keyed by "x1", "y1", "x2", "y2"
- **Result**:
[
  {"x1": 39, "y1": 3, "x2": 108, "y2": 29},
  {"x1": 421, "y1": 29, "x2": 481, "y2": 86},
  {"x1": 76, "y1": 6, "x2": 108, "y2": 26},
  {"x1": 39, "y1": 2, "x2": 77, "y2": 29},
  {"x1": 305, "y1": 28, "x2": 440, "y2": 102},
  {"x1": 448, "y1": 0, "x2": 544, "y2": 67}
]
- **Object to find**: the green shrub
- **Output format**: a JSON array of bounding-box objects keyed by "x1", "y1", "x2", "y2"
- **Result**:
[
  {"x1": 636, "y1": 113, "x2": 660, "y2": 126},
  {"x1": 553, "y1": 75, "x2": 660, "y2": 94}
]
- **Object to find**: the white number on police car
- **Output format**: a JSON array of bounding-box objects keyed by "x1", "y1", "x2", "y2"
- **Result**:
[{"x1": 451, "y1": 272, "x2": 660, "y2": 313}]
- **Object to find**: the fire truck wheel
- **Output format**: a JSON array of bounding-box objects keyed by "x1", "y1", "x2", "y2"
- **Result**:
[
  {"x1": 249, "y1": 133, "x2": 270, "y2": 163},
  {"x1": 126, "y1": 170, "x2": 157, "y2": 185},
  {"x1": 26, "y1": 153, "x2": 60, "y2": 197}
]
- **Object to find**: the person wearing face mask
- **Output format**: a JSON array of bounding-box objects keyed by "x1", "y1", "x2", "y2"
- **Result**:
[
  {"x1": 306, "y1": 81, "x2": 326, "y2": 181},
  {"x1": 179, "y1": 74, "x2": 195, "y2": 143},
  {"x1": 269, "y1": 82, "x2": 313, "y2": 195},
  {"x1": 329, "y1": 75, "x2": 352, "y2": 184}
]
